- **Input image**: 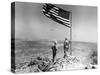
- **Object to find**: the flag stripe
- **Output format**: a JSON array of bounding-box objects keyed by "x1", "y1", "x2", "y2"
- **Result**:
[
  {"x1": 42, "y1": 4, "x2": 71, "y2": 28},
  {"x1": 43, "y1": 9, "x2": 70, "y2": 24},
  {"x1": 53, "y1": 7, "x2": 59, "y2": 10},
  {"x1": 43, "y1": 7, "x2": 70, "y2": 22},
  {"x1": 49, "y1": 9, "x2": 59, "y2": 15},
  {"x1": 43, "y1": 10, "x2": 71, "y2": 27},
  {"x1": 43, "y1": 8, "x2": 70, "y2": 23},
  {"x1": 44, "y1": 13, "x2": 71, "y2": 28},
  {"x1": 51, "y1": 13, "x2": 70, "y2": 22},
  {"x1": 56, "y1": 18, "x2": 70, "y2": 24},
  {"x1": 43, "y1": 4, "x2": 59, "y2": 11}
]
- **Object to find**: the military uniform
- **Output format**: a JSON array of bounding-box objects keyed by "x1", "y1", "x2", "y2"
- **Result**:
[
  {"x1": 51, "y1": 43, "x2": 57, "y2": 62},
  {"x1": 63, "y1": 39, "x2": 69, "y2": 58}
]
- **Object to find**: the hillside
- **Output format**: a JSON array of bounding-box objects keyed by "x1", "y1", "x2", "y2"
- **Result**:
[{"x1": 13, "y1": 39, "x2": 97, "y2": 73}]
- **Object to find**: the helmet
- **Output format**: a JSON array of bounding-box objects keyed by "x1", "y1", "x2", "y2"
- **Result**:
[
  {"x1": 65, "y1": 37, "x2": 68, "y2": 40},
  {"x1": 53, "y1": 40, "x2": 57, "y2": 44}
]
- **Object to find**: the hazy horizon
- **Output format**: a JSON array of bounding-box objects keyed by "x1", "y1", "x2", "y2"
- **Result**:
[{"x1": 14, "y1": 38, "x2": 97, "y2": 43}]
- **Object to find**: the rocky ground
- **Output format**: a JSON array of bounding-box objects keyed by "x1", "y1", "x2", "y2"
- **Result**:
[
  {"x1": 15, "y1": 54, "x2": 97, "y2": 73},
  {"x1": 14, "y1": 40, "x2": 97, "y2": 73}
]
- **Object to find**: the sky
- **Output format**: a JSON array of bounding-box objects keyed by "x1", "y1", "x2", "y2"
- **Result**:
[{"x1": 14, "y1": 2, "x2": 97, "y2": 42}]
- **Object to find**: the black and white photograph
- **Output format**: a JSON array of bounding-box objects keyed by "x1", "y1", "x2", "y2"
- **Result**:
[{"x1": 11, "y1": 2, "x2": 97, "y2": 73}]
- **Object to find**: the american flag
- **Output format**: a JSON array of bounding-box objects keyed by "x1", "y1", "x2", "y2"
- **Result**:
[{"x1": 42, "y1": 3, "x2": 71, "y2": 28}]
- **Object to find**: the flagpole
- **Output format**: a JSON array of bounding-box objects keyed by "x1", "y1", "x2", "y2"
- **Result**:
[
  {"x1": 70, "y1": 10, "x2": 72, "y2": 55},
  {"x1": 42, "y1": 4, "x2": 72, "y2": 55}
]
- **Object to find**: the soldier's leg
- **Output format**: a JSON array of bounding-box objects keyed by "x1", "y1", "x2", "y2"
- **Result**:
[
  {"x1": 66, "y1": 48, "x2": 69, "y2": 56},
  {"x1": 53, "y1": 52, "x2": 56, "y2": 62},
  {"x1": 54, "y1": 53, "x2": 56, "y2": 61},
  {"x1": 52, "y1": 52, "x2": 55, "y2": 62},
  {"x1": 52, "y1": 53, "x2": 54, "y2": 62},
  {"x1": 63, "y1": 49, "x2": 67, "y2": 58}
]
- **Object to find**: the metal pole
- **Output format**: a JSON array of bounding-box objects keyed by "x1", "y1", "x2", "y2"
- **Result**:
[{"x1": 70, "y1": 11, "x2": 72, "y2": 55}]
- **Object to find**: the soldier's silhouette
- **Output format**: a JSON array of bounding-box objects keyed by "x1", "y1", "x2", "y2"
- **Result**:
[
  {"x1": 51, "y1": 40, "x2": 58, "y2": 62},
  {"x1": 63, "y1": 37, "x2": 69, "y2": 58}
]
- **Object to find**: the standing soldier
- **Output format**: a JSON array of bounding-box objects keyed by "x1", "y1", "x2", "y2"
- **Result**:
[
  {"x1": 51, "y1": 40, "x2": 58, "y2": 62},
  {"x1": 63, "y1": 37, "x2": 69, "y2": 58}
]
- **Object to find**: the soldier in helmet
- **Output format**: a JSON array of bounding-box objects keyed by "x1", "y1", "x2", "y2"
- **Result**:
[
  {"x1": 63, "y1": 37, "x2": 69, "y2": 58},
  {"x1": 51, "y1": 40, "x2": 58, "y2": 62}
]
